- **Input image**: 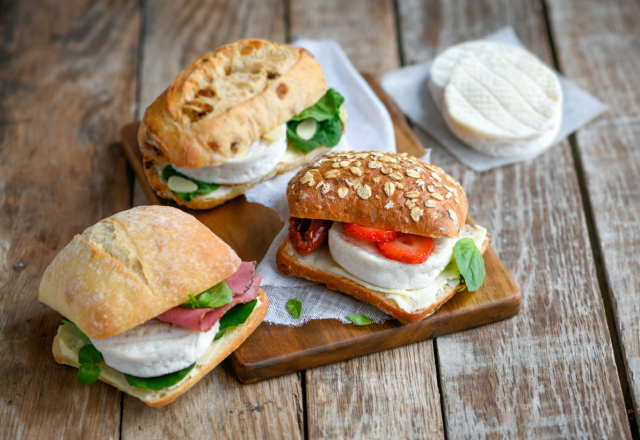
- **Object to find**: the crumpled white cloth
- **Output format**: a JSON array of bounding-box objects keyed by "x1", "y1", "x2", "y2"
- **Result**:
[
  {"x1": 380, "y1": 27, "x2": 608, "y2": 172},
  {"x1": 245, "y1": 40, "x2": 428, "y2": 326}
]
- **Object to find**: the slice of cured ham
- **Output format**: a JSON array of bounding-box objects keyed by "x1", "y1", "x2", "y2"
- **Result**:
[{"x1": 156, "y1": 260, "x2": 261, "y2": 332}]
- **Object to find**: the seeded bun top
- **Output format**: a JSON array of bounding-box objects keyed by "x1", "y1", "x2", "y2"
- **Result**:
[
  {"x1": 287, "y1": 151, "x2": 468, "y2": 238},
  {"x1": 138, "y1": 39, "x2": 327, "y2": 169}
]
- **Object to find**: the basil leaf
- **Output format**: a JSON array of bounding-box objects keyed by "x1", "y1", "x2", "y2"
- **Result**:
[
  {"x1": 77, "y1": 363, "x2": 101, "y2": 385},
  {"x1": 347, "y1": 314, "x2": 371, "y2": 326},
  {"x1": 214, "y1": 299, "x2": 257, "y2": 340},
  {"x1": 61, "y1": 319, "x2": 92, "y2": 345},
  {"x1": 124, "y1": 363, "x2": 195, "y2": 390},
  {"x1": 206, "y1": 282, "x2": 233, "y2": 308},
  {"x1": 291, "y1": 89, "x2": 345, "y2": 121},
  {"x1": 287, "y1": 298, "x2": 302, "y2": 319},
  {"x1": 182, "y1": 282, "x2": 233, "y2": 309},
  {"x1": 162, "y1": 165, "x2": 220, "y2": 202},
  {"x1": 78, "y1": 344, "x2": 103, "y2": 365},
  {"x1": 454, "y1": 238, "x2": 485, "y2": 292}
]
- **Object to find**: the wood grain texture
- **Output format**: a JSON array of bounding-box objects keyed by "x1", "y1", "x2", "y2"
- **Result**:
[
  {"x1": 124, "y1": 1, "x2": 303, "y2": 438},
  {"x1": 397, "y1": 0, "x2": 632, "y2": 437},
  {"x1": 547, "y1": 0, "x2": 640, "y2": 428},
  {"x1": 289, "y1": 0, "x2": 400, "y2": 76},
  {"x1": 289, "y1": 2, "x2": 446, "y2": 439},
  {"x1": 122, "y1": 364, "x2": 304, "y2": 440},
  {"x1": 0, "y1": 0, "x2": 140, "y2": 438}
]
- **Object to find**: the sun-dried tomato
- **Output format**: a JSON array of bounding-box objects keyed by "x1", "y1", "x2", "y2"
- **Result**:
[{"x1": 288, "y1": 217, "x2": 332, "y2": 255}]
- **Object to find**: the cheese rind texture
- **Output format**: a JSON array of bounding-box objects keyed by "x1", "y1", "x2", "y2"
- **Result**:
[{"x1": 430, "y1": 40, "x2": 563, "y2": 157}]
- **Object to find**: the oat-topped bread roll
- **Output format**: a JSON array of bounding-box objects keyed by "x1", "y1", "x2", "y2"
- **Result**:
[
  {"x1": 39, "y1": 206, "x2": 268, "y2": 407},
  {"x1": 277, "y1": 151, "x2": 491, "y2": 325},
  {"x1": 139, "y1": 39, "x2": 347, "y2": 210}
]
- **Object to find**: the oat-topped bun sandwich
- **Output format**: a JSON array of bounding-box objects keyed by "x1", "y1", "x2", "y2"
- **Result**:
[
  {"x1": 39, "y1": 206, "x2": 268, "y2": 407},
  {"x1": 276, "y1": 151, "x2": 490, "y2": 325},
  {"x1": 139, "y1": 39, "x2": 347, "y2": 209}
]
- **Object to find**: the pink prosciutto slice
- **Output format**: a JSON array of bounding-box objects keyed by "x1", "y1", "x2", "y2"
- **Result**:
[
  {"x1": 156, "y1": 262, "x2": 262, "y2": 332},
  {"x1": 225, "y1": 261, "x2": 256, "y2": 296}
]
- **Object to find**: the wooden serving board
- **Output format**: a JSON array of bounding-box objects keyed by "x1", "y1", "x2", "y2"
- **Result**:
[{"x1": 121, "y1": 75, "x2": 521, "y2": 383}]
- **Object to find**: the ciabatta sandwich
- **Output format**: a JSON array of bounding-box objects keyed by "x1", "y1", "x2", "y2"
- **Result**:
[
  {"x1": 38, "y1": 206, "x2": 268, "y2": 407},
  {"x1": 276, "y1": 151, "x2": 490, "y2": 325},
  {"x1": 139, "y1": 39, "x2": 347, "y2": 209}
]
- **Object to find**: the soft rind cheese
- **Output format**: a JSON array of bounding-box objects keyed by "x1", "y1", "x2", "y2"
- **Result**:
[
  {"x1": 175, "y1": 123, "x2": 288, "y2": 184},
  {"x1": 91, "y1": 319, "x2": 220, "y2": 378},
  {"x1": 429, "y1": 40, "x2": 563, "y2": 157},
  {"x1": 289, "y1": 225, "x2": 487, "y2": 313}
]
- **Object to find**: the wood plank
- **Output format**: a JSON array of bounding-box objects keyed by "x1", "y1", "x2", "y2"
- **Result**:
[
  {"x1": 122, "y1": 1, "x2": 303, "y2": 438},
  {"x1": 546, "y1": 0, "x2": 640, "y2": 430},
  {"x1": 120, "y1": 84, "x2": 521, "y2": 382},
  {"x1": 397, "y1": 0, "x2": 632, "y2": 437},
  {"x1": 0, "y1": 0, "x2": 141, "y2": 438},
  {"x1": 289, "y1": 2, "x2": 447, "y2": 438}
]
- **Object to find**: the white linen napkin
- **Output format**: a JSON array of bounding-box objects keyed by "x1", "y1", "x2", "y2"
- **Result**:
[
  {"x1": 380, "y1": 27, "x2": 608, "y2": 172},
  {"x1": 246, "y1": 40, "x2": 428, "y2": 326}
]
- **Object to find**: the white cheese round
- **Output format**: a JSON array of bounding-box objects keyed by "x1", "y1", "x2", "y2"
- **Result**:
[
  {"x1": 174, "y1": 123, "x2": 288, "y2": 184},
  {"x1": 327, "y1": 222, "x2": 460, "y2": 290},
  {"x1": 430, "y1": 41, "x2": 562, "y2": 157},
  {"x1": 91, "y1": 319, "x2": 220, "y2": 378}
]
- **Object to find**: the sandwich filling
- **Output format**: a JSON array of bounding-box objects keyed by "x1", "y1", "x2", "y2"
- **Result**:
[
  {"x1": 66, "y1": 261, "x2": 262, "y2": 388},
  {"x1": 158, "y1": 89, "x2": 346, "y2": 203},
  {"x1": 287, "y1": 219, "x2": 486, "y2": 313}
]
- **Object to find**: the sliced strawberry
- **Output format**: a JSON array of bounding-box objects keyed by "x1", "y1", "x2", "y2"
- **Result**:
[
  {"x1": 343, "y1": 223, "x2": 402, "y2": 244},
  {"x1": 377, "y1": 234, "x2": 435, "y2": 264}
]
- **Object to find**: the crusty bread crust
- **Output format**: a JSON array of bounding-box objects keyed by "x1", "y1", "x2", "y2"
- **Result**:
[
  {"x1": 139, "y1": 39, "x2": 327, "y2": 169},
  {"x1": 38, "y1": 206, "x2": 241, "y2": 339},
  {"x1": 52, "y1": 289, "x2": 268, "y2": 407},
  {"x1": 287, "y1": 151, "x2": 468, "y2": 239},
  {"x1": 275, "y1": 235, "x2": 490, "y2": 325}
]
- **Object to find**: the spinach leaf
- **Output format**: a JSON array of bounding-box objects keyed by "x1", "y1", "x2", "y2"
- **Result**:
[
  {"x1": 124, "y1": 364, "x2": 195, "y2": 390},
  {"x1": 162, "y1": 165, "x2": 220, "y2": 202},
  {"x1": 287, "y1": 113, "x2": 344, "y2": 153},
  {"x1": 182, "y1": 281, "x2": 233, "y2": 309},
  {"x1": 77, "y1": 363, "x2": 101, "y2": 385},
  {"x1": 62, "y1": 318, "x2": 91, "y2": 345},
  {"x1": 347, "y1": 314, "x2": 371, "y2": 326},
  {"x1": 214, "y1": 299, "x2": 257, "y2": 340},
  {"x1": 454, "y1": 238, "x2": 485, "y2": 292},
  {"x1": 290, "y1": 89, "x2": 344, "y2": 122},
  {"x1": 78, "y1": 344, "x2": 102, "y2": 365},
  {"x1": 287, "y1": 298, "x2": 302, "y2": 319}
]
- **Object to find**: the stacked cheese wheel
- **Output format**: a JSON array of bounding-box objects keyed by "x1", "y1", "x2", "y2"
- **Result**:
[{"x1": 429, "y1": 41, "x2": 563, "y2": 157}]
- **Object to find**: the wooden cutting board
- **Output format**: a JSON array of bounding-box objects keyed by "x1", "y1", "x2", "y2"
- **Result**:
[{"x1": 121, "y1": 75, "x2": 521, "y2": 383}]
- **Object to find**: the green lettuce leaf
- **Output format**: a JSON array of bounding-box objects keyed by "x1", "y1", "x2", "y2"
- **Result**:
[
  {"x1": 287, "y1": 89, "x2": 344, "y2": 153},
  {"x1": 124, "y1": 364, "x2": 196, "y2": 390},
  {"x1": 77, "y1": 363, "x2": 101, "y2": 385},
  {"x1": 214, "y1": 299, "x2": 257, "y2": 340}
]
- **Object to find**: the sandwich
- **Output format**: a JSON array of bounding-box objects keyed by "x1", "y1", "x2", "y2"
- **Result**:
[
  {"x1": 38, "y1": 206, "x2": 268, "y2": 407},
  {"x1": 276, "y1": 151, "x2": 490, "y2": 325},
  {"x1": 138, "y1": 38, "x2": 347, "y2": 209}
]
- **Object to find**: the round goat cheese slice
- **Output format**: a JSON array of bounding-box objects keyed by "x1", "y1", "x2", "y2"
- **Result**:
[
  {"x1": 327, "y1": 222, "x2": 458, "y2": 290},
  {"x1": 441, "y1": 44, "x2": 562, "y2": 157},
  {"x1": 174, "y1": 123, "x2": 288, "y2": 184},
  {"x1": 91, "y1": 319, "x2": 220, "y2": 378}
]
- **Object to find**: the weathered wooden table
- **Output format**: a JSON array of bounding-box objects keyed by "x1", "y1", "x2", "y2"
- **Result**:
[{"x1": 2, "y1": 0, "x2": 639, "y2": 438}]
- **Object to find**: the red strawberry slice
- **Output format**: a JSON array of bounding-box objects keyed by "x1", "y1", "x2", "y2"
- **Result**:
[
  {"x1": 377, "y1": 234, "x2": 435, "y2": 264},
  {"x1": 343, "y1": 223, "x2": 402, "y2": 244}
]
